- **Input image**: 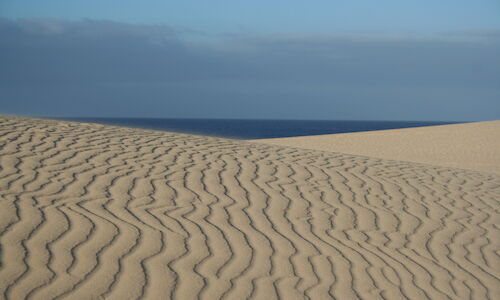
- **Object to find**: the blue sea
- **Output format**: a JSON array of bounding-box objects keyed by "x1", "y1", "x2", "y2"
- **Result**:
[{"x1": 59, "y1": 118, "x2": 459, "y2": 139}]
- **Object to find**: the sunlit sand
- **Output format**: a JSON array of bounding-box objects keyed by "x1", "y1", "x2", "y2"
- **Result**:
[{"x1": 1, "y1": 116, "x2": 499, "y2": 299}]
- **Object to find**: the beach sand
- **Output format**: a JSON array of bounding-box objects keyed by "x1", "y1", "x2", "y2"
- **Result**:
[{"x1": 1, "y1": 116, "x2": 499, "y2": 299}]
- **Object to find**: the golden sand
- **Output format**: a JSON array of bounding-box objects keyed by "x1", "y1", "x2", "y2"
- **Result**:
[
  {"x1": 251, "y1": 121, "x2": 500, "y2": 174},
  {"x1": 1, "y1": 116, "x2": 499, "y2": 299}
]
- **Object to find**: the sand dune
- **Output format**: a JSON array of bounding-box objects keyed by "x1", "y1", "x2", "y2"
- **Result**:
[
  {"x1": 251, "y1": 121, "x2": 500, "y2": 174},
  {"x1": 1, "y1": 116, "x2": 499, "y2": 299}
]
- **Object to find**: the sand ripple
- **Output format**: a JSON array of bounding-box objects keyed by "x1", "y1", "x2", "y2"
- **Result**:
[{"x1": 1, "y1": 116, "x2": 499, "y2": 299}]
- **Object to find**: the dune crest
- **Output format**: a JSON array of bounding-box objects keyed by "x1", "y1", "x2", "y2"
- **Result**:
[
  {"x1": 1, "y1": 116, "x2": 499, "y2": 299},
  {"x1": 250, "y1": 121, "x2": 500, "y2": 174}
]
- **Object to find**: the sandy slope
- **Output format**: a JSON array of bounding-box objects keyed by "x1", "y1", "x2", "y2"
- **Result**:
[
  {"x1": 0, "y1": 116, "x2": 499, "y2": 300},
  {"x1": 250, "y1": 121, "x2": 500, "y2": 174}
]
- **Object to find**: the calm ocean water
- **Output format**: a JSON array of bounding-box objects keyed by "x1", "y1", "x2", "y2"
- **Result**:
[{"x1": 59, "y1": 118, "x2": 458, "y2": 139}]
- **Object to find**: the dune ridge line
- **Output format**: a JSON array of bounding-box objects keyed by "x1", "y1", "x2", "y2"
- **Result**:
[
  {"x1": 249, "y1": 120, "x2": 500, "y2": 174},
  {"x1": 0, "y1": 116, "x2": 499, "y2": 299}
]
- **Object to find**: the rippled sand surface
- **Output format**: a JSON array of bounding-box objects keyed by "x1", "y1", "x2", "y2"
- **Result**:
[
  {"x1": 1, "y1": 116, "x2": 499, "y2": 299},
  {"x1": 251, "y1": 121, "x2": 500, "y2": 174}
]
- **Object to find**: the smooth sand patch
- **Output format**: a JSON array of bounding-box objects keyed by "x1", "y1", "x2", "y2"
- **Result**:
[
  {"x1": 250, "y1": 121, "x2": 500, "y2": 174},
  {"x1": 1, "y1": 116, "x2": 499, "y2": 299}
]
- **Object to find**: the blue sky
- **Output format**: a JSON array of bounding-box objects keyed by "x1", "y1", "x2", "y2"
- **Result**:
[
  {"x1": 2, "y1": 0, "x2": 500, "y2": 35},
  {"x1": 1, "y1": 1, "x2": 499, "y2": 120}
]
